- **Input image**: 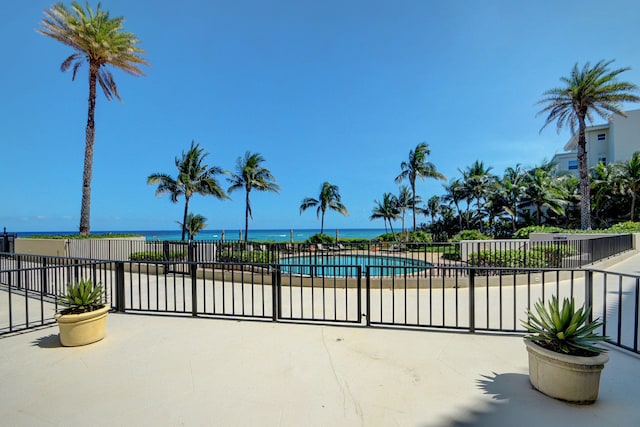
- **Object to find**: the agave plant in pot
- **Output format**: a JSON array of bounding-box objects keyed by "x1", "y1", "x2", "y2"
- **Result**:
[
  {"x1": 522, "y1": 296, "x2": 608, "y2": 404},
  {"x1": 55, "y1": 279, "x2": 109, "y2": 347}
]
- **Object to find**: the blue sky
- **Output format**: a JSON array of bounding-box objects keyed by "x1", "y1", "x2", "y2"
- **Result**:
[{"x1": 3, "y1": 0, "x2": 640, "y2": 233}]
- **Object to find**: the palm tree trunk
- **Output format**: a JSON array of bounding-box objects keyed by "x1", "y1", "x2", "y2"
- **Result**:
[
  {"x1": 631, "y1": 193, "x2": 637, "y2": 222},
  {"x1": 182, "y1": 197, "x2": 190, "y2": 241},
  {"x1": 536, "y1": 204, "x2": 542, "y2": 226},
  {"x1": 79, "y1": 63, "x2": 99, "y2": 236},
  {"x1": 411, "y1": 181, "x2": 417, "y2": 232},
  {"x1": 577, "y1": 115, "x2": 592, "y2": 230},
  {"x1": 320, "y1": 210, "x2": 325, "y2": 234},
  {"x1": 244, "y1": 190, "x2": 250, "y2": 243}
]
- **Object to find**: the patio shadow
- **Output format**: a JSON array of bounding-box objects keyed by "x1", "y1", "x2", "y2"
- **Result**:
[{"x1": 32, "y1": 333, "x2": 60, "y2": 348}]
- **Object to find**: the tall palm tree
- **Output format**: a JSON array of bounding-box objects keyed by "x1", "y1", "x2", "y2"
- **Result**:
[
  {"x1": 395, "y1": 143, "x2": 446, "y2": 232},
  {"x1": 396, "y1": 185, "x2": 420, "y2": 232},
  {"x1": 616, "y1": 151, "x2": 640, "y2": 221},
  {"x1": 370, "y1": 193, "x2": 400, "y2": 235},
  {"x1": 300, "y1": 182, "x2": 349, "y2": 234},
  {"x1": 177, "y1": 213, "x2": 207, "y2": 241},
  {"x1": 537, "y1": 59, "x2": 639, "y2": 230},
  {"x1": 228, "y1": 152, "x2": 280, "y2": 243},
  {"x1": 148, "y1": 141, "x2": 228, "y2": 241},
  {"x1": 38, "y1": 2, "x2": 148, "y2": 235}
]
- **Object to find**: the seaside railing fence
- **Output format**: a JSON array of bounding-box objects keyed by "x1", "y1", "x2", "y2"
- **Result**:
[{"x1": 1, "y1": 251, "x2": 638, "y2": 355}]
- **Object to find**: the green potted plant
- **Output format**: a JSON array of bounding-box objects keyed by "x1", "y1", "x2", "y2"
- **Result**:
[
  {"x1": 55, "y1": 279, "x2": 109, "y2": 347},
  {"x1": 521, "y1": 296, "x2": 609, "y2": 404}
]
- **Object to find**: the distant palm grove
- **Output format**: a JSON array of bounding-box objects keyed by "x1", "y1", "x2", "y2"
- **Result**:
[{"x1": 39, "y1": 3, "x2": 640, "y2": 241}]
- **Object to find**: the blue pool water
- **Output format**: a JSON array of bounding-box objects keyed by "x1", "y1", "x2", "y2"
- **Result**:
[{"x1": 280, "y1": 254, "x2": 431, "y2": 277}]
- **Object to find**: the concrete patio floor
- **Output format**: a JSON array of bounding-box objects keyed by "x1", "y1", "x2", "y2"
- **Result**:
[
  {"x1": 2, "y1": 253, "x2": 640, "y2": 426},
  {"x1": 0, "y1": 311, "x2": 639, "y2": 426}
]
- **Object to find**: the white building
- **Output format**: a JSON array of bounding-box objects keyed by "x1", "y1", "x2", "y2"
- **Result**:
[{"x1": 551, "y1": 109, "x2": 640, "y2": 174}]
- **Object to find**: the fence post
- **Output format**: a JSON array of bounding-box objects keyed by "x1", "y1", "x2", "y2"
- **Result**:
[
  {"x1": 365, "y1": 267, "x2": 371, "y2": 326},
  {"x1": 585, "y1": 269, "x2": 593, "y2": 323},
  {"x1": 189, "y1": 243, "x2": 198, "y2": 317},
  {"x1": 271, "y1": 265, "x2": 278, "y2": 321},
  {"x1": 115, "y1": 262, "x2": 125, "y2": 312},
  {"x1": 469, "y1": 268, "x2": 476, "y2": 333},
  {"x1": 41, "y1": 256, "x2": 48, "y2": 295}
]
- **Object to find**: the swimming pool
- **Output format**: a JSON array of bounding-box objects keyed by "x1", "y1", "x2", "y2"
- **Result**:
[{"x1": 279, "y1": 254, "x2": 431, "y2": 277}]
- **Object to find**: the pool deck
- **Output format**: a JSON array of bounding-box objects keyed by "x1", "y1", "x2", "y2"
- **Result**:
[{"x1": 1, "y1": 255, "x2": 640, "y2": 426}]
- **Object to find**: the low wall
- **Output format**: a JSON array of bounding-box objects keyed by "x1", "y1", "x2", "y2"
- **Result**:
[
  {"x1": 15, "y1": 239, "x2": 68, "y2": 257},
  {"x1": 15, "y1": 237, "x2": 146, "y2": 260}
]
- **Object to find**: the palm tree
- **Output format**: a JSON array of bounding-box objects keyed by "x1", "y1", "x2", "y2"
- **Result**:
[
  {"x1": 148, "y1": 141, "x2": 228, "y2": 241},
  {"x1": 38, "y1": 2, "x2": 148, "y2": 235},
  {"x1": 300, "y1": 182, "x2": 349, "y2": 234},
  {"x1": 537, "y1": 59, "x2": 639, "y2": 230},
  {"x1": 424, "y1": 195, "x2": 442, "y2": 225},
  {"x1": 521, "y1": 166, "x2": 567, "y2": 226},
  {"x1": 396, "y1": 185, "x2": 420, "y2": 232},
  {"x1": 616, "y1": 151, "x2": 640, "y2": 221},
  {"x1": 228, "y1": 152, "x2": 280, "y2": 243},
  {"x1": 395, "y1": 143, "x2": 446, "y2": 232},
  {"x1": 370, "y1": 193, "x2": 400, "y2": 235},
  {"x1": 501, "y1": 165, "x2": 526, "y2": 232},
  {"x1": 177, "y1": 213, "x2": 207, "y2": 241},
  {"x1": 442, "y1": 179, "x2": 465, "y2": 231},
  {"x1": 460, "y1": 161, "x2": 495, "y2": 232}
]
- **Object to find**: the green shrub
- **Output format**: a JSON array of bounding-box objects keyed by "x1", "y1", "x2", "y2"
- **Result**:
[
  {"x1": 607, "y1": 221, "x2": 640, "y2": 233},
  {"x1": 218, "y1": 251, "x2": 271, "y2": 263},
  {"x1": 513, "y1": 225, "x2": 564, "y2": 239},
  {"x1": 130, "y1": 251, "x2": 185, "y2": 261},
  {"x1": 451, "y1": 230, "x2": 491, "y2": 242},
  {"x1": 467, "y1": 243, "x2": 577, "y2": 268},
  {"x1": 374, "y1": 230, "x2": 432, "y2": 242},
  {"x1": 307, "y1": 233, "x2": 335, "y2": 244}
]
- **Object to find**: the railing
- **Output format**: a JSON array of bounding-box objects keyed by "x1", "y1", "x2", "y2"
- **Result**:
[{"x1": 1, "y1": 253, "x2": 637, "y2": 355}]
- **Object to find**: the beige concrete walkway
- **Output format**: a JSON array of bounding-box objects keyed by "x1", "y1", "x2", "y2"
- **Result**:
[{"x1": 1, "y1": 254, "x2": 640, "y2": 426}]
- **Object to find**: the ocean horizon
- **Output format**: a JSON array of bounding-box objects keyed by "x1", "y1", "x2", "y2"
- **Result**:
[{"x1": 16, "y1": 228, "x2": 388, "y2": 242}]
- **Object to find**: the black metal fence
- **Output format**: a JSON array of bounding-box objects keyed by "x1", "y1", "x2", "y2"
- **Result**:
[{"x1": 1, "y1": 251, "x2": 638, "y2": 355}]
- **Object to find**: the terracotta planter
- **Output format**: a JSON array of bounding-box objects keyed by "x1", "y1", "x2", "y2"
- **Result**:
[
  {"x1": 55, "y1": 305, "x2": 109, "y2": 347},
  {"x1": 524, "y1": 339, "x2": 608, "y2": 404}
]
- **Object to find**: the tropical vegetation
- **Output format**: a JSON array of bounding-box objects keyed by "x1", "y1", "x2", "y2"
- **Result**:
[
  {"x1": 228, "y1": 152, "x2": 280, "y2": 243},
  {"x1": 38, "y1": 2, "x2": 148, "y2": 235},
  {"x1": 148, "y1": 141, "x2": 228, "y2": 241},
  {"x1": 537, "y1": 59, "x2": 640, "y2": 230},
  {"x1": 395, "y1": 143, "x2": 446, "y2": 232},
  {"x1": 522, "y1": 296, "x2": 607, "y2": 356},
  {"x1": 300, "y1": 182, "x2": 349, "y2": 234},
  {"x1": 177, "y1": 213, "x2": 208, "y2": 241}
]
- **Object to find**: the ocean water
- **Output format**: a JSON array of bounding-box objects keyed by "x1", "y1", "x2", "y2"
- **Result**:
[{"x1": 17, "y1": 228, "x2": 387, "y2": 242}]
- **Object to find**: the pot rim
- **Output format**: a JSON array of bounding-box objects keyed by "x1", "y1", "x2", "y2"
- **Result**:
[{"x1": 524, "y1": 337, "x2": 609, "y2": 365}]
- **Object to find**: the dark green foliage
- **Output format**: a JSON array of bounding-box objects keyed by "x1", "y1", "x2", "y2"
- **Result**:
[
  {"x1": 607, "y1": 221, "x2": 640, "y2": 233},
  {"x1": 375, "y1": 230, "x2": 432, "y2": 242},
  {"x1": 522, "y1": 296, "x2": 607, "y2": 355},
  {"x1": 130, "y1": 251, "x2": 185, "y2": 261},
  {"x1": 58, "y1": 279, "x2": 105, "y2": 314},
  {"x1": 513, "y1": 226, "x2": 565, "y2": 239},
  {"x1": 307, "y1": 233, "x2": 335, "y2": 244},
  {"x1": 218, "y1": 251, "x2": 271, "y2": 263},
  {"x1": 451, "y1": 230, "x2": 491, "y2": 242},
  {"x1": 467, "y1": 244, "x2": 576, "y2": 268}
]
